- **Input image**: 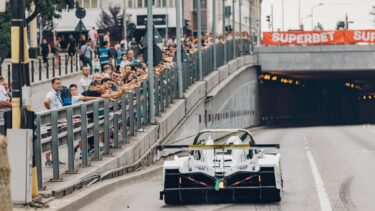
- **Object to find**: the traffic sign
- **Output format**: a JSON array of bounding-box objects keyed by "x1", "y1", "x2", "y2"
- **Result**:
[
  {"x1": 75, "y1": 20, "x2": 86, "y2": 32},
  {"x1": 75, "y1": 7, "x2": 86, "y2": 19}
]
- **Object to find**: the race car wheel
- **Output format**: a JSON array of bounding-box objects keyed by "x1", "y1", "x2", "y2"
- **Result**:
[
  {"x1": 164, "y1": 193, "x2": 181, "y2": 205},
  {"x1": 262, "y1": 189, "x2": 281, "y2": 202}
]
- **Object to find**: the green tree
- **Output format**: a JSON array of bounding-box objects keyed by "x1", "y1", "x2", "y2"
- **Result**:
[
  {"x1": 97, "y1": 5, "x2": 124, "y2": 42},
  {"x1": 26, "y1": 0, "x2": 76, "y2": 23},
  {"x1": 0, "y1": 3, "x2": 11, "y2": 50}
]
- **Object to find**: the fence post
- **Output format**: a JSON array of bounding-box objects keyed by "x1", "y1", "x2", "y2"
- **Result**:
[
  {"x1": 113, "y1": 100, "x2": 119, "y2": 148},
  {"x1": 52, "y1": 56, "x2": 56, "y2": 77},
  {"x1": 76, "y1": 53, "x2": 79, "y2": 72},
  {"x1": 70, "y1": 55, "x2": 73, "y2": 73},
  {"x1": 50, "y1": 111, "x2": 61, "y2": 182},
  {"x1": 65, "y1": 55, "x2": 68, "y2": 74},
  {"x1": 93, "y1": 101, "x2": 101, "y2": 161},
  {"x1": 129, "y1": 92, "x2": 135, "y2": 136},
  {"x1": 0, "y1": 65, "x2": 2, "y2": 76},
  {"x1": 103, "y1": 100, "x2": 110, "y2": 155},
  {"x1": 46, "y1": 58, "x2": 49, "y2": 79},
  {"x1": 34, "y1": 115, "x2": 43, "y2": 190},
  {"x1": 160, "y1": 73, "x2": 165, "y2": 112},
  {"x1": 142, "y1": 81, "x2": 149, "y2": 124},
  {"x1": 38, "y1": 58, "x2": 42, "y2": 81},
  {"x1": 66, "y1": 107, "x2": 77, "y2": 173},
  {"x1": 121, "y1": 94, "x2": 128, "y2": 143},
  {"x1": 80, "y1": 104, "x2": 89, "y2": 166},
  {"x1": 58, "y1": 56, "x2": 62, "y2": 76},
  {"x1": 136, "y1": 88, "x2": 142, "y2": 130},
  {"x1": 154, "y1": 76, "x2": 160, "y2": 116},
  {"x1": 31, "y1": 60, "x2": 35, "y2": 83}
]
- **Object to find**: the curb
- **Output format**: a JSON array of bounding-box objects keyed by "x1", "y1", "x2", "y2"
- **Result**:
[{"x1": 46, "y1": 165, "x2": 163, "y2": 211}]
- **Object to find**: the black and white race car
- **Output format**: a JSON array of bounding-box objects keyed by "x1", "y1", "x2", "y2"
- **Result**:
[{"x1": 158, "y1": 129, "x2": 282, "y2": 204}]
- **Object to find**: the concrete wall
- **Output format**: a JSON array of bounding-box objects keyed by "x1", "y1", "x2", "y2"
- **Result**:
[{"x1": 256, "y1": 45, "x2": 375, "y2": 72}]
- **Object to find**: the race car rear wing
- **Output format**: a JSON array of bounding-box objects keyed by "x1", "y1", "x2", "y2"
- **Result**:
[{"x1": 157, "y1": 144, "x2": 280, "y2": 151}]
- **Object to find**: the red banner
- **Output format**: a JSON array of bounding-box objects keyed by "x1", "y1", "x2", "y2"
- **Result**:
[{"x1": 263, "y1": 30, "x2": 375, "y2": 45}]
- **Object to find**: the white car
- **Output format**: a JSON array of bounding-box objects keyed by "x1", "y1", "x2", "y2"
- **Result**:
[{"x1": 159, "y1": 129, "x2": 283, "y2": 204}]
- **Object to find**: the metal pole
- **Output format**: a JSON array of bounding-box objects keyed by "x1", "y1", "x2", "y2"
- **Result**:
[
  {"x1": 282, "y1": 0, "x2": 284, "y2": 31},
  {"x1": 311, "y1": 7, "x2": 313, "y2": 30},
  {"x1": 176, "y1": 0, "x2": 183, "y2": 97},
  {"x1": 147, "y1": 0, "x2": 155, "y2": 124},
  {"x1": 197, "y1": 0, "x2": 203, "y2": 79},
  {"x1": 239, "y1": 0, "x2": 242, "y2": 56},
  {"x1": 271, "y1": 4, "x2": 274, "y2": 32},
  {"x1": 249, "y1": 0, "x2": 252, "y2": 54},
  {"x1": 232, "y1": 0, "x2": 236, "y2": 58},
  {"x1": 123, "y1": 0, "x2": 127, "y2": 39},
  {"x1": 213, "y1": 0, "x2": 217, "y2": 69},
  {"x1": 223, "y1": 0, "x2": 227, "y2": 62},
  {"x1": 165, "y1": 4, "x2": 168, "y2": 44},
  {"x1": 298, "y1": 0, "x2": 301, "y2": 29}
]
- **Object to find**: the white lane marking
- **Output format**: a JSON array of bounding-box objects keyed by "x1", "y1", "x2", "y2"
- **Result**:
[{"x1": 306, "y1": 150, "x2": 333, "y2": 211}]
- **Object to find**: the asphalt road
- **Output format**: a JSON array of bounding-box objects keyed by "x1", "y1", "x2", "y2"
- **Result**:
[{"x1": 79, "y1": 125, "x2": 375, "y2": 211}]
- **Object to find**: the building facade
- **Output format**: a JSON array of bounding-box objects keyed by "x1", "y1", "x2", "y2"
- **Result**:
[{"x1": 53, "y1": 0, "x2": 261, "y2": 43}]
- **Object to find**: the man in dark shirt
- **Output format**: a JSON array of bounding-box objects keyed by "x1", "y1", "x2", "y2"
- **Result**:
[
  {"x1": 66, "y1": 34, "x2": 77, "y2": 64},
  {"x1": 82, "y1": 81, "x2": 102, "y2": 97}
]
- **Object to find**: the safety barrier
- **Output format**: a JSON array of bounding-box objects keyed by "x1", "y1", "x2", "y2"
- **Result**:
[{"x1": 33, "y1": 39, "x2": 251, "y2": 190}]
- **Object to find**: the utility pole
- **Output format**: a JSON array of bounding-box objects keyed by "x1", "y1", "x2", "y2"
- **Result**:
[
  {"x1": 239, "y1": 0, "x2": 242, "y2": 56},
  {"x1": 233, "y1": 0, "x2": 236, "y2": 58},
  {"x1": 176, "y1": 0, "x2": 183, "y2": 97},
  {"x1": 213, "y1": 0, "x2": 217, "y2": 70},
  {"x1": 298, "y1": 0, "x2": 301, "y2": 30},
  {"x1": 197, "y1": 0, "x2": 203, "y2": 80},
  {"x1": 123, "y1": 0, "x2": 127, "y2": 40},
  {"x1": 223, "y1": 0, "x2": 227, "y2": 63},
  {"x1": 282, "y1": 0, "x2": 284, "y2": 31},
  {"x1": 248, "y1": 0, "x2": 252, "y2": 54},
  {"x1": 271, "y1": 4, "x2": 274, "y2": 31},
  {"x1": 147, "y1": 0, "x2": 155, "y2": 123},
  {"x1": 165, "y1": 4, "x2": 168, "y2": 43}
]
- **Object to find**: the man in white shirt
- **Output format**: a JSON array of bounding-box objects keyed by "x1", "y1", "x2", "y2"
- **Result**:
[
  {"x1": 79, "y1": 66, "x2": 92, "y2": 94},
  {"x1": 43, "y1": 78, "x2": 64, "y2": 167},
  {"x1": 88, "y1": 27, "x2": 98, "y2": 48},
  {"x1": 0, "y1": 76, "x2": 11, "y2": 135}
]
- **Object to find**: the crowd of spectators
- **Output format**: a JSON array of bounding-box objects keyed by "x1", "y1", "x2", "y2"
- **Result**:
[{"x1": 41, "y1": 29, "x2": 249, "y2": 166}]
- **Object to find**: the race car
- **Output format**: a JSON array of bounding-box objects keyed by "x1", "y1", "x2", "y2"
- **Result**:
[{"x1": 158, "y1": 129, "x2": 282, "y2": 204}]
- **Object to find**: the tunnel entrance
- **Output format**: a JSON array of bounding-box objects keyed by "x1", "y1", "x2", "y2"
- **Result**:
[{"x1": 258, "y1": 71, "x2": 375, "y2": 126}]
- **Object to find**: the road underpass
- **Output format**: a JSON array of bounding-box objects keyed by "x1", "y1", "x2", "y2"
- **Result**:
[{"x1": 259, "y1": 70, "x2": 375, "y2": 126}]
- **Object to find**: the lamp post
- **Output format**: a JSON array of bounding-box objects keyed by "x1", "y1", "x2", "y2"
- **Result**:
[
  {"x1": 223, "y1": 0, "x2": 227, "y2": 63},
  {"x1": 147, "y1": 0, "x2": 155, "y2": 123},
  {"x1": 176, "y1": 0, "x2": 183, "y2": 97},
  {"x1": 311, "y1": 3, "x2": 324, "y2": 30},
  {"x1": 232, "y1": 0, "x2": 236, "y2": 58},
  {"x1": 197, "y1": 0, "x2": 203, "y2": 80},
  {"x1": 212, "y1": 0, "x2": 217, "y2": 70},
  {"x1": 248, "y1": 0, "x2": 252, "y2": 54}
]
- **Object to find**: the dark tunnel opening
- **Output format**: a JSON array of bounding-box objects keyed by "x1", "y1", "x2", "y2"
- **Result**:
[{"x1": 258, "y1": 71, "x2": 375, "y2": 127}]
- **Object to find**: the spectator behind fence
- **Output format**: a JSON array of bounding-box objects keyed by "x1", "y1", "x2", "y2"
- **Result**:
[
  {"x1": 80, "y1": 40, "x2": 94, "y2": 71},
  {"x1": 66, "y1": 34, "x2": 77, "y2": 64},
  {"x1": 40, "y1": 38, "x2": 51, "y2": 64},
  {"x1": 0, "y1": 76, "x2": 11, "y2": 135},
  {"x1": 103, "y1": 31, "x2": 111, "y2": 44},
  {"x1": 43, "y1": 78, "x2": 65, "y2": 167},
  {"x1": 115, "y1": 44, "x2": 127, "y2": 71},
  {"x1": 88, "y1": 27, "x2": 99, "y2": 49},
  {"x1": 79, "y1": 66, "x2": 92, "y2": 94},
  {"x1": 98, "y1": 41, "x2": 113, "y2": 69},
  {"x1": 55, "y1": 36, "x2": 62, "y2": 68}
]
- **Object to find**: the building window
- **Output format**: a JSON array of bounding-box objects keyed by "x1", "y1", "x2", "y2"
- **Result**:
[
  {"x1": 137, "y1": 0, "x2": 143, "y2": 8},
  {"x1": 77, "y1": 0, "x2": 100, "y2": 8},
  {"x1": 128, "y1": 0, "x2": 133, "y2": 8},
  {"x1": 168, "y1": 0, "x2": 174, "y2": 7}
]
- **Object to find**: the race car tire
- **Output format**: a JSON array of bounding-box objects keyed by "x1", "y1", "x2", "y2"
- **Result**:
[
  {"x1": 262, "y1": 188, "x2": 281, "y2": 202},
  {"x1": 164, "y1": 193, "x2": 181, "y2": 205}
]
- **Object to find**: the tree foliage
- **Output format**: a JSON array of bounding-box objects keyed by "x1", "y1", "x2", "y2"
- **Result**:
[
  {"x1": 97, "y1": 5, "x2": 124, "y2": 42},
  {"x1": 26, "y1": 0, "x2": 76, "y2": 23},
  {"x1": 0, "y1": 3, "x2": 11, "y2": 50}
]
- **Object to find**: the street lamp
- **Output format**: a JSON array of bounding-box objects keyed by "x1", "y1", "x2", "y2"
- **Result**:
[{"x1": 311, "y1": 2, "x2": 324, "y2": 30}]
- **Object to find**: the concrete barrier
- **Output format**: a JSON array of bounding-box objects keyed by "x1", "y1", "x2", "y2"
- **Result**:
[{"x1": 204, "y1": 71, "x2": 220, "y2": 94}]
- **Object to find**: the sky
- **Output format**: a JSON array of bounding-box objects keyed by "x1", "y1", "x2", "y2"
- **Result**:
[{"x1": 261, "y1": 0, "x2": 375, "y2": 31}]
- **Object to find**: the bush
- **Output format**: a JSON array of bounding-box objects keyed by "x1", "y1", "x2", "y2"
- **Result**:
[{"x1": 29, "y1": 47, "x2": 40, "y2": 58}]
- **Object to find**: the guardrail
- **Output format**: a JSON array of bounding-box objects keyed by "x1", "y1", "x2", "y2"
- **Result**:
[{"x1": 33, "y1": 39, "x2": 251, "y2": 190}]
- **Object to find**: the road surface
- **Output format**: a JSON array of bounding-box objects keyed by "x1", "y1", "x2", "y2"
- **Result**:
[{"x1": 79, "y1": 125, "x2": 375, "y2": 211}]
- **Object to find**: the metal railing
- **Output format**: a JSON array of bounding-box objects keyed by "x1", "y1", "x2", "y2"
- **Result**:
[{"x1": 33, "y1": 39, "x2": 251, "y2": 190}]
